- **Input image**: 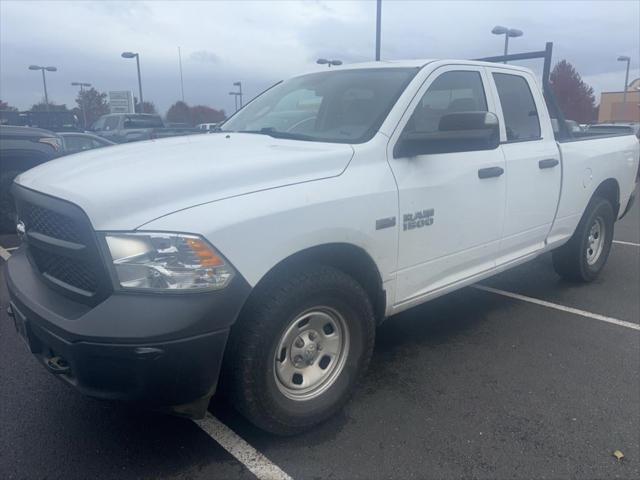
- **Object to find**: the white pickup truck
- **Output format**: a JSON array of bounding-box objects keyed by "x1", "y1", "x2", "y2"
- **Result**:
[{"x1": 6, "y1": 53, "x2": 639, "y2": 435}]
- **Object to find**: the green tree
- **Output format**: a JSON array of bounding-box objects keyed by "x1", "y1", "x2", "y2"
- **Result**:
[
  {"x1": 166, "y1": 101, "x2": 191, "y2": 124},
  {"x1": 166, "y1": 101, "x2": 226, "y2": 126},
  {"x1": 31, "y1": 101, "x2": 68, "y2": 111},
  {"x1": 75, "y1": 87, "x2": 109, "y2": 128},
  {"x1": 190, "y1": 105, "x2": 226, "y2": 125},
  {"x1": 133, "y1": 97, "x2": 157, "y2": 114},
  {"x1": 550, "y1": 60, "x2": 597, "y2": 123}
]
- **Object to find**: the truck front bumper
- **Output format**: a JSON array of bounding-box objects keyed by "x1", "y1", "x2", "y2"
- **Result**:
[{"x1": 5, "y1": 248, "x2": 251, "y2": 416}]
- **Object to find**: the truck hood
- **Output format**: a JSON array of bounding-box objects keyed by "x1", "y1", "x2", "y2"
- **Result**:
[{"x1": 16, "y1": 133, "x2": 354, "y2": 230}]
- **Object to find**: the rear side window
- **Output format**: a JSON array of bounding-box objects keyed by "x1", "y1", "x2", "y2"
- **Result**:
[
  {"x1": 493, "y1": 73, "x2": 541, "y2": 141},
  {"x1": 63, "y1": 135, "x2": 91, "y2": 152}
]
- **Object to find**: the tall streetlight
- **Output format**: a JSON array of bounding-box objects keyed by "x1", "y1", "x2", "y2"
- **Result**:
[
  {"x1": 178, "y1": 46, "x2": 185, "y2": 102},
  {"x1": 71, "y1": 82, "x2": 91, "y2": 129},
  {"x1": 617, "y1": 55, "x2": 631, "y2": 104},
  {"x1": 491, "y1": 26, "x2": 523, "y2": 62},
  {"x1": 28, "y1": 65, "x2": 57, "y2": 110},
  {"x1": 375, "y1": 0, "x2": 382, "y2": 61},
  {"x1": 121, "y1": 51, "x2": 143, "y2": 112},
  {"x1": 317, "y1": 58, "x2": 343, "y2": 68},
  {"x1": 233, "y1": 81, "x2": 243, "y2": 108},
  {"x1": 229, "y1": 91, "x2": 240, "y2": 113}
]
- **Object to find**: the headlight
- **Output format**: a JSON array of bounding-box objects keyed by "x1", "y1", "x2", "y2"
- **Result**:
[{"x1": 104, "y1": 232, "x2": 235, "y2": 291}]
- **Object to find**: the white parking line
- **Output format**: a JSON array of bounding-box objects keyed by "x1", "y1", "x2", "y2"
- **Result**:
[
  {"x1": 613, "y1": 240, "x2": 640, "y2": 247},
  {"x1": 6, "y1": 246, "x2": 19, "y2": 251},
  {"x1": 194, "y1": 412, "x2": 293, "y2": 480},
  {"x1": 473, "y1": 285, "x2": 640, "y2": 331},
  {"x1": 0, "y1": 245, "x2": 12, "y2": 261}
]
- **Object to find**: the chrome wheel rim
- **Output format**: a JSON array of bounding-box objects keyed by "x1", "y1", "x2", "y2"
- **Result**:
[
  {"x1": 274, "y1": 307, "x2": 349, "y2": 401},
  {"x1": 586, "y1": 216, "x2": 605, "y2": 266}
]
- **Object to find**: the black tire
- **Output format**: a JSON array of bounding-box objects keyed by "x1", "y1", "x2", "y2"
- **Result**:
[
  {"x1": 223, "y1": 264, "x2": 375, "y2": 435},
  {"x1": 0, "y1": 170, "x2": 20, "y2": 233},
  {"x1": 552, "y1": 196, "x2": 615, "y2": 282}
]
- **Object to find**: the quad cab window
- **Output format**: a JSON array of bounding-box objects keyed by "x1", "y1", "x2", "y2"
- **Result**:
[
  {"x1": 405, "y1": 70, "x2": 488, "y2": 134},
  {"x1": 396, "y1": 70, "x2": 499, "y2": 156},
  {"x1": 492, "y1": 73, "x2": 541, "y2": 141}
]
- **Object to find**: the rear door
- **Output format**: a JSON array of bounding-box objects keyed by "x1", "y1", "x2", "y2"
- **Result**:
[
  {"x1": 487, "y1": 69, "x2": 561, "y2": 264},
  {"x1": 388, "y1": 66, "x2": 506, "y2": 305}
]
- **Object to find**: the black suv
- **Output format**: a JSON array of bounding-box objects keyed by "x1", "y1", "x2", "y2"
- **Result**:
[{"x1": 0, "y1": 125, "x2": 63, "y2": 232}]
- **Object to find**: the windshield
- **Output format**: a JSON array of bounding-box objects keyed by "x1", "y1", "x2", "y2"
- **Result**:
[
  {"x1": 222, "y1": 67, "x2": 418, "y2": 143},
  {"x1": 124, "y1": 115, "x2": 164, "y2": 129}
]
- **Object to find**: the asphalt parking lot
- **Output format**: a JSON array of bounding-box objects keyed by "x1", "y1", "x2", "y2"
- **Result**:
[{"x1": 1, "y1": 192, "x2": 638, "y2": 480}]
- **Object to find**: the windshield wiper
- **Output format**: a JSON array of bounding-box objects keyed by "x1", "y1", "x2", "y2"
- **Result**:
[{"x1": 238, "y1": 128, "x2": 316, "y2": 141}]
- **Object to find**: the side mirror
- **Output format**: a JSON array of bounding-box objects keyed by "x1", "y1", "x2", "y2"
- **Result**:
[{"x1": 395, "y1": 111, "x2": 500, "y2": 157}]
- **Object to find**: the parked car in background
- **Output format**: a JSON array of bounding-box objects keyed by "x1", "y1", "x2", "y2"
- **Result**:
[
  {"x1": 0, "y1": 127, "x2": 116, "y2": 232},
  {"x1": 197, "y1": 122, "x2": 220, "y2": 132},
  {"x1": 587, "y1": 123, "x2": 640, "y2": 139},
  {"x1": 92, "y1": 113, "x2": 202, "y2": 143},
  {"x1": 0, "y1": 110, "x2": 81, "y2": 132},
  {"x1": 0, "y1": 125, "x2": 63, "y2": 231},
  {"x1": 150, "y1": 124, "x2": 202, "y2": 139},
  {"x1": 58, "y1": 132, "x2": 115, "y2": 154},
  {"x1": 91, "y1": 113, "x2": 165, "y2": 143}
]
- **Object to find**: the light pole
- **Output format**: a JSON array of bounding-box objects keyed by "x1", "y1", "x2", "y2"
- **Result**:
[
  {"x1": 375, "y1": 0, "x2": 382, "y2": 61},
  {"x1": 617, "y1": 55, "x2": 631, "y2": 104},
  {"x1": 229, "y1": 91, "x2": 240, "y2": 113},
  {"x1": 316, "y1": 58, "x2": 343, "y2": 68},
  {"x1": 233, "y1": 81, "x2": 243, "y2": 108},
  {"x1": 491, "y1": 26, "x2": 523, "y2": 62},
  {"x1": 71, "y1": 82, "x2": 91, "y2": 129},
  {"x1": 28, "y1": 65, "x2": 57, "y2": 110},
  {"x1": 121, "y1": 52, "x2": 143, "y2": 112},
  {"x1": 178, "y1": 46, "x2": 185, "y2": 102}
]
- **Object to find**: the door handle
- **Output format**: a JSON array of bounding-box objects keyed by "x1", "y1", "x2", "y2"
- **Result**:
[
  {"x1": 478, "y1": 166, "x2": 504, "y2": 179},
  {"x1": 539, "y1": 158, "x2": 559, "y2": 169}
]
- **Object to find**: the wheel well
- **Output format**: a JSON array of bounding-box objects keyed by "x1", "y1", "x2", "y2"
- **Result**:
[
  {"x1": 248, "y1": 243, "x2": 386, "y2": 324},
  {"x1": 593, "y1": 178, "x2": 620, "y2": 217}
]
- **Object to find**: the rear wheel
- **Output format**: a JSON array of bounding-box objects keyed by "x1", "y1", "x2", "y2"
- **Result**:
[
  {"x1": 552, "y1": 196, "x2": 615, "y2": 282},
  {"x1": 223, "y1": 265, "x2": 375, "y2": 435}
]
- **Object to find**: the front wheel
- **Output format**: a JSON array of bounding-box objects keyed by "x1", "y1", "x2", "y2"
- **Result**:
[
  {"x1": 552, "y1": 196, "x2": 615, "y2": 282},
  {"x1": 223, "y1": 265, "x2": 375, "y2": 435}
]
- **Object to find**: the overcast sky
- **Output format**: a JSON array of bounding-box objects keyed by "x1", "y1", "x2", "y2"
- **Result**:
[{"x1": 1, "y1": 0, "x2": 638, "y2": 116}]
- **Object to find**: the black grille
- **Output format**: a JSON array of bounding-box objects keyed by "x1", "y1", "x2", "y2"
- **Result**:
[
  {"x1": 26, "y1": 205, "x2": 83, "y2": 244},
  {"x1": 31, "y1": 248, "x2": 98, "y2": 293},
  {"x1": 14, "y1": 189, "x2": 109, "y2": 303}
]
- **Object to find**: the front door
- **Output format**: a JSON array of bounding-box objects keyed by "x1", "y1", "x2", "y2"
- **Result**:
[{"x1": 387, "y1": 66, "x2": 506, "y2": 305}]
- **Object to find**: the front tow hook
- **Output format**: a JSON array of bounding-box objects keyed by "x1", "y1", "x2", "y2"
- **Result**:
[{"x1": 46, "y1": 356, "x2": 71, "y2": 375}]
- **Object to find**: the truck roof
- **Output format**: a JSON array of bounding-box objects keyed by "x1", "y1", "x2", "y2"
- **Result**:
[{"x1": 297, "y1": 58, "x2": 533, "y2": 76}]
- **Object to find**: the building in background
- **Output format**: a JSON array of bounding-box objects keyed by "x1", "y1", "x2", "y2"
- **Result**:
[{"x1": 598, "y1": 78, "x2": 640, "y2": 123}]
